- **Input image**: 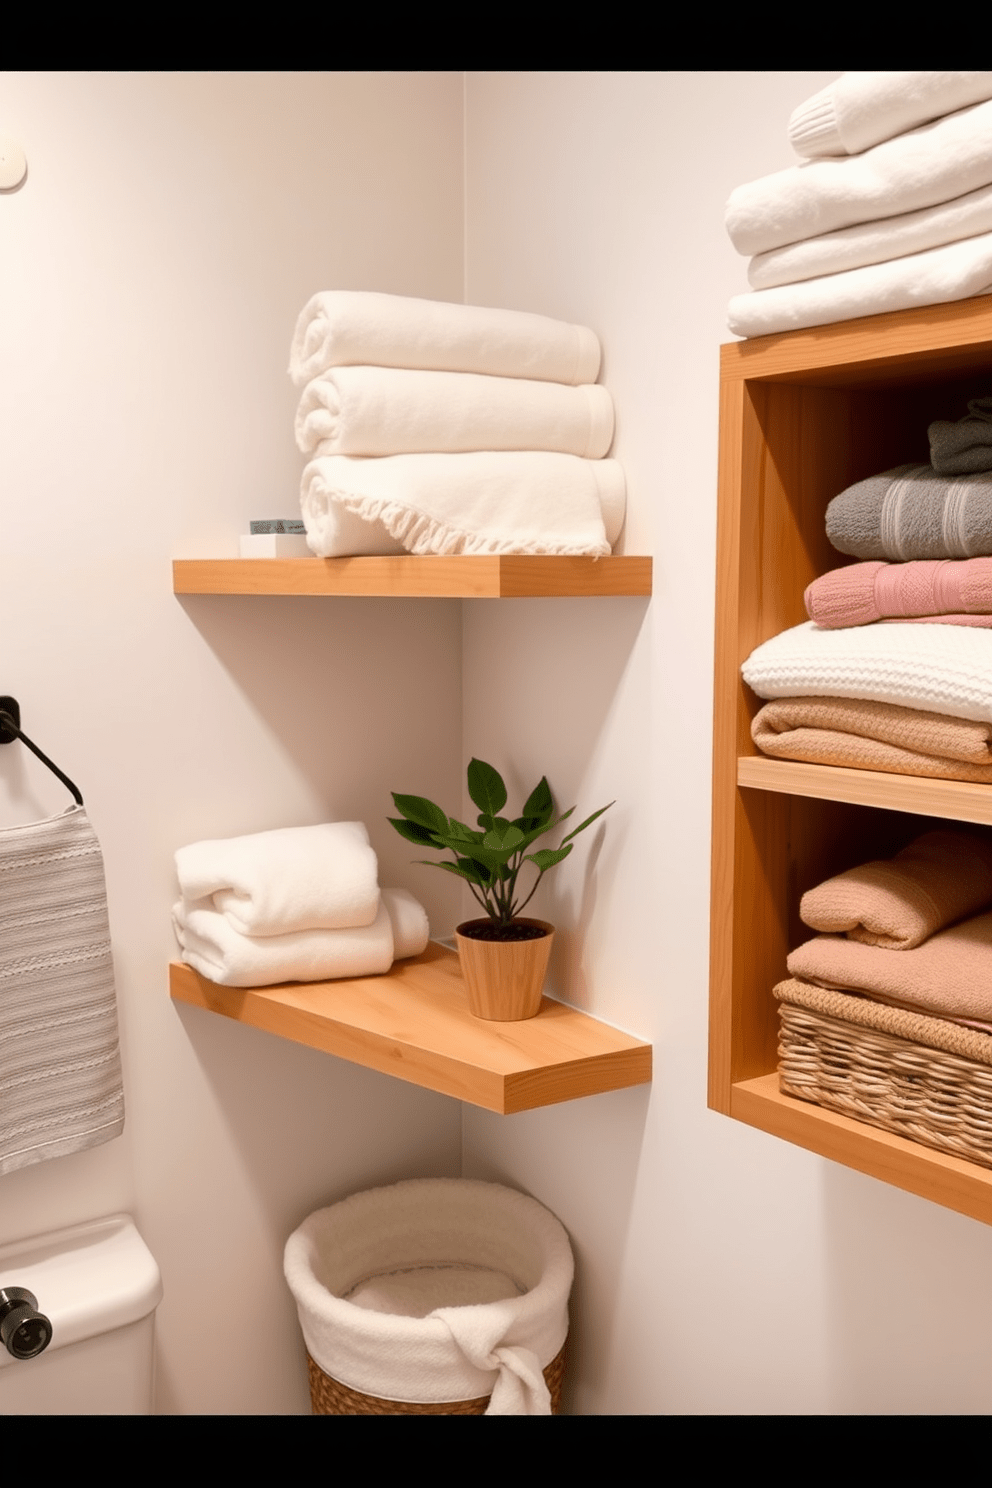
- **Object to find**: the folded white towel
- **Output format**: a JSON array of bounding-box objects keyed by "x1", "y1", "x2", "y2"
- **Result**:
[
  {"x1": 290, "y1": 291, "x2": 601, "y2": 389},
  {"x1": 742, "y1": 619, "x2": 992, "y2": 724},
  {"x1": 175, "y1": 822, "x2": 380, "y2": 937},
  {"x1": 300, "y1": 451, "x2": 618, "y2": 559},
  {"x1": 727, "y1": 98, "x2": 992, "y2": 258},
  {"x1": 748, "y1": 182, "x2": 992, "y2": 290},
  {"x1": 788, "y1": 72, "x2": 992, "y2": 159},
  {"x1": 728, "y1": 234, "x2": 992, "y2": 339},
  {"x1": 295, "y1": 365, "x2": 614, "y2": 460},
  {"x1": 172, "y1": 887, "x2": 429, "y2": 988}
]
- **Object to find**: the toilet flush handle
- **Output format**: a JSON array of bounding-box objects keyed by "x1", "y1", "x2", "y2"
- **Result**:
[{"x1": 0, "y1": 1288, "x2": 53, "y2": 1360}]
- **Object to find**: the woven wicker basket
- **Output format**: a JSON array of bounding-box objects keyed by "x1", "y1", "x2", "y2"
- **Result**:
[
  {"x1": 774, "y1": 978, "x2": 992, "y2": 1169},
  {"x1": 306, "y1": 1340, "x2": 567, "y2": 1415}
]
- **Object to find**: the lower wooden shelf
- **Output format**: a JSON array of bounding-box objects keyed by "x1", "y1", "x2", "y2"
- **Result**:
[
  {"x1": 172, "y1": 555, "x2": 652, "y2": 599},
  {"x1": 732, "y1": 1073, "x2": 992, "y2": 1227},
  {"x1": 169, "y1": 942, "x2": 652, "y2": 1115},
  {"x1": 737, "y1": 755, "x2": 992, "y2": 827}
]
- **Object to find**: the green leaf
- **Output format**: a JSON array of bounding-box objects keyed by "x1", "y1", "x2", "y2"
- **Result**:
[
  {"x1": 467, "y1": 758, "x2": 507, "y2": 817},
  {"x1": 483, "y1": 824, "x2": 525, "y2": 852},
  {"x1": 388, "y1": 817, "x2": 442, "y2": 847},
  {"x1": 520, "y1": 777, "x2": 553, "y2": 826},
  {"x1": 560, "y1": 801, "x2": 614, "y2": 846},
  {"x1": 391, "y1": 793, "x2": 449, "y2": 835},
  {"x1": 420, "y1": 857, "x2": 493, "y2": 887},
  {"x1": 447, "y1": 818, "x2": 483, "y2": 844},
  {"x1": 525, "y1": 845, "x2": 573, "y2": 871}
]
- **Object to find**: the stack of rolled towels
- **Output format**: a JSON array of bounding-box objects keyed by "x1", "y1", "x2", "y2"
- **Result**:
[
  {"x1": 172, "y1": 822, "x2": 429, "y2": 988},
  {"x1": 725, "y1": 71, "x2": 992, "y2": 337},
  {"x1": 779, "y1": 829, "x2": 992, "y2": 1034},
  {"x1": 744, "y1": 396, "x2": 992, "y2": 784},
  {"x1": 288, "y1": 290, "x2": 624, "y2": 558}
]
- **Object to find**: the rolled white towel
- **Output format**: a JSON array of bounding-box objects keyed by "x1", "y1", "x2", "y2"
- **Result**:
[
  {"x1": 289, "y1": 291, "x2": 601, "y2": 389},
  {"x1": 175, "y1": 822, "x2": 380, "y2": 937},
  {"x1": 172, "y1": 888, "x2": 429, "y2": 988},
  {"x1": 295, "y1": 365, "x2": 614, "y2": 460},
  {"x1": 788, "y1": 72, "x2": 992, "y2": 160},
  {"x1": 300, "y1": 451, "x2": 619, "y2": 559},
  {"x1": 727, "y1": 97, "x2": 992, "y2": 258}
]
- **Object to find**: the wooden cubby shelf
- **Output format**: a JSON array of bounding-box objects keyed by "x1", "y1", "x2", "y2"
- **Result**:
[
  {"x1": 170, "y1": 942, "x2": 652, "y2": 1115},
  {"x1": 710, "y1": 294, "x2": 992, "y2": 1227},
  {"x1": 172, "y1": 555, "x2": 652, "y2": 599}
]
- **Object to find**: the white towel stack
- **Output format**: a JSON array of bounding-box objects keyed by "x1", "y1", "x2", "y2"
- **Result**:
[
  {"x1": 288, "y1": 291, "x2": 625, "y2": 558},
  {"x1": 171, "y1": 821, "x2": 429, "y2": 988},
  {"x1": 725, "y1": 73, "x2": 992, "y2": 338}
]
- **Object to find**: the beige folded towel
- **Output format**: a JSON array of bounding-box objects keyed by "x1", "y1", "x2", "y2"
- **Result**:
[
  {"x1": 800, "y1": 829, "x2": 992, "y2": 949},
  {"x1": 751, "y1": 695, "x2": 992, "y2": 783},
  {"x1": 787, "y1": 911, "x2": 992, "y2": 1024}
]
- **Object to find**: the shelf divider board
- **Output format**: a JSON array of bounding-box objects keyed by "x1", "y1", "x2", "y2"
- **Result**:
[
  {"x1": 169, "y1": 942, "x2": 651, "y2": 1115},
  {"x1": 173, "y1": 556, "x2": 652, "y2": 599},
  {"x1": 738, "y1": 757, "x2": 992, "y2": 827},
  {"x1": 732, "y1": 1074, "x2": 992, "y2": 1228}
]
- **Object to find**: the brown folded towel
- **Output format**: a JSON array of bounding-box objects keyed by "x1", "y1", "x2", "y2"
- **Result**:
[
  {"x1": 800, "y1": 829, "x2": 992, "y2": 949},
  {"x1": 787, "y1": 911, "x2": 992, "y2": 1023},
  {"x1": 751, "y1": 695, "x2": 992, "y2": 783}
]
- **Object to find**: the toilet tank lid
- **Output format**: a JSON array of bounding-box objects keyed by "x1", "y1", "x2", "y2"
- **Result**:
[{"x1": 0, "y1": 1213, "x2": 162, "y2": 1361}]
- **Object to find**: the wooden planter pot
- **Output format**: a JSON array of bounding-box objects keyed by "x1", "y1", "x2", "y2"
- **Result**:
[{"x1": 454, "y1": 919, "x2": 554, "y2": 1021}]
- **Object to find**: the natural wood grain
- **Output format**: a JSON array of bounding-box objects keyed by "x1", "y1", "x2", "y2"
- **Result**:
[
  {"x1": 169, "y1": 943, "x2": 651, "y2": 1115},
  {"x1": 172, "y1": 556, "x2": 652, "y2": 599},
  {"x1": 738, "y1": 756, "x2": 992, "y2": 826},
  {"x1": 731, "y1": 1074, "x2": 992, "y2": 1228}
]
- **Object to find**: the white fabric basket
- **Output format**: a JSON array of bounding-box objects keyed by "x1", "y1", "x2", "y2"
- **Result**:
[{"x1": 284, "y1": 1178, "x2": 573, "y2": 1415}]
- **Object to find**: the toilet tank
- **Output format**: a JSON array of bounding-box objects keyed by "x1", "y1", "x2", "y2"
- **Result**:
[{"x1": 0, "y1": 1213, "x2": 163, "y2": 1414}]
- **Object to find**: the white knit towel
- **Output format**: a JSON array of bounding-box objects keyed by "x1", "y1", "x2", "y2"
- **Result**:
[
  {"x1": 727, "y1": 97, "x2": 992, "y2": 258},
  {"x1": 172, "y1": 887, "x2": 428, "y2": 988},
  {"x1": 175, "y1": 821, "x2": 379, "y2": 936},
  {"x1": 728, "y1": 234, "x2": 992, "y2": 339},
  {"x1": 294, "y1": 365, "x2": 614, "y2": 459},
  {"x1": 300, "y1": 451, "x2": 618, "y2": 558},
  {"x1": 290, "y1": 290, "x2": 601, "y2": 389},
  {"x1": 742, "y1": 619, "x2": 992, "y2": 723},
  {"x1": 748, "y1": 182, "x2": 992, "y2": 290},
  {"x1": 0, "y1": 805, "x2": 124, "y2": 1176},
  {"x1": 788, "y1": 71, "x2": 992, "y2": 159},
  {"x1": 283, "y1": 1179, "x2": 573, "y2": 1415}
]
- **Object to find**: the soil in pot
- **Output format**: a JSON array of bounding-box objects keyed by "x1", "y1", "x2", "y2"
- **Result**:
[{"x1": 455, "y1": 917, "x2": 554, "y2": 1021}]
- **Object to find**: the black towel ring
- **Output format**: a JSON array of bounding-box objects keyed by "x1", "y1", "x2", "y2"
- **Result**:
[{"x1": 0, "y1": 696, "x2": 84, "y2": 807}]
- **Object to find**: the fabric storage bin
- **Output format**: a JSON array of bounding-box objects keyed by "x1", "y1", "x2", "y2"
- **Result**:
[
  {"x1": 283, "y1": 1178, "x2": 573, "y2": 1415},
  {"x1": 775, "y1": 977, "x2": 992, "y2": 1169}
]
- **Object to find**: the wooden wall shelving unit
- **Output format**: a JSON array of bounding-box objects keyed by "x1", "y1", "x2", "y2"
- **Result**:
[
  {"x1": 709, "y1": 295, "x2": 992, "y2": 1227},
  {"x1": 170, "y1": 944, "x2": 651, "y2": 1115},
  {"x1": 173, "y1": 555, "x2": 652, "y2": 599}
]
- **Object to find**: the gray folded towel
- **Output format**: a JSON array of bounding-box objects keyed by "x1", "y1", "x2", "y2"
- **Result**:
[
  {"x1": 826, "y1": 463, "x2": 992, "y2": 561},
  {"x1": 929, "y1": 396, "x2": 992, "y2": 476}
]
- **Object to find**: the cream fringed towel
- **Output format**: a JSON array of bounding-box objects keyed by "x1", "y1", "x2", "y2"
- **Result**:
[
  {"x1": 751, "y1": 696, "x2": 992, "y2": 783},
  {"x1": 0, "y1": 805, "x2": 123, "y2": 1175},
  {"x1": 800, "y1": 830, "x2": 992, "y2": 950}
]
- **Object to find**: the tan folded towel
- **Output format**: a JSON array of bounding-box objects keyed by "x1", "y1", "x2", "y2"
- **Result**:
[
  {"x1": 751, "y1": 695, "x2": 992, "y2": 783},
  {"x1": 800, "y1": 830, "x2": 992, "y2": 949},
  {"x1": 787, "y1": 911, "x2": 992, "y2": 1023}
]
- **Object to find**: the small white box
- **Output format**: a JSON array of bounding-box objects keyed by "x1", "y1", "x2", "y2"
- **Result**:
[{"x1": 239, "y1": 533, "x2": 313, "y2": 558}]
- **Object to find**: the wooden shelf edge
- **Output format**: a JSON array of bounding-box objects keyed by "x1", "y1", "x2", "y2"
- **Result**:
[
  {"x1": 729, "y1": 1073, "x2": 992, "y2": 1227},
  {"x1": 168, "y1": 947, "x2": 652, "y2": 1116},
  {"x1": 737, "y1": 755, "x2": 992, "y2": 826},
  {"x1": 172, "y1": 555, "x2": 652, "y2": 600}
]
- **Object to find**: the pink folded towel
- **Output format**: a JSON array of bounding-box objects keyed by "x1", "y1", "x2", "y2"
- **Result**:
[
  {"x1": 805, "y1": 557, "x2": 992, "y2": 628},
  {"x1": 799, "y1": 829, "x2": 992, "y2": 949}
]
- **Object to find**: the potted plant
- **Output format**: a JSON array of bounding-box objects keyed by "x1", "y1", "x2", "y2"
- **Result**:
[{"x1": 389, "y1": 759, "x2": 612, "y2": 1021}]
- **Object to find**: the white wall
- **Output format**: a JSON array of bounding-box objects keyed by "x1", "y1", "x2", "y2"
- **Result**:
[
  {"x1": 0, "y1": 71, "x2": 466, "y2": 1414},
  {"x1": 461, "y1": 71, "x2": 992, "y2": 1414},
  {"x1": 3, "y1": 70, "x2": 992, "y2": 1417}
]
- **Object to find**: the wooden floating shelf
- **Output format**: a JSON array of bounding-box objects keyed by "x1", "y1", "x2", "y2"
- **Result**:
[
  {"x1": 172, "y1": 555, "x2": 652, "y2": 600},
  {"x1": 737, "y1": 756, "x2": 992, "y2": 828},
  {"x1": 169, "y1": 942, "x2": 651, "y2": 1115}
]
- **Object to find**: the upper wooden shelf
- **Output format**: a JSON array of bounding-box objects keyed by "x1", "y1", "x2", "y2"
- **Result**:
[
  {"x1": 172, "y1": 555, "x2": 652, "y2": 599},
  {"x1": 169, "y1": 942, "x2": 651, "y2": 1115},
  {"x1": 737, "y1": 756, "x2": 992, "y2": 828}
]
